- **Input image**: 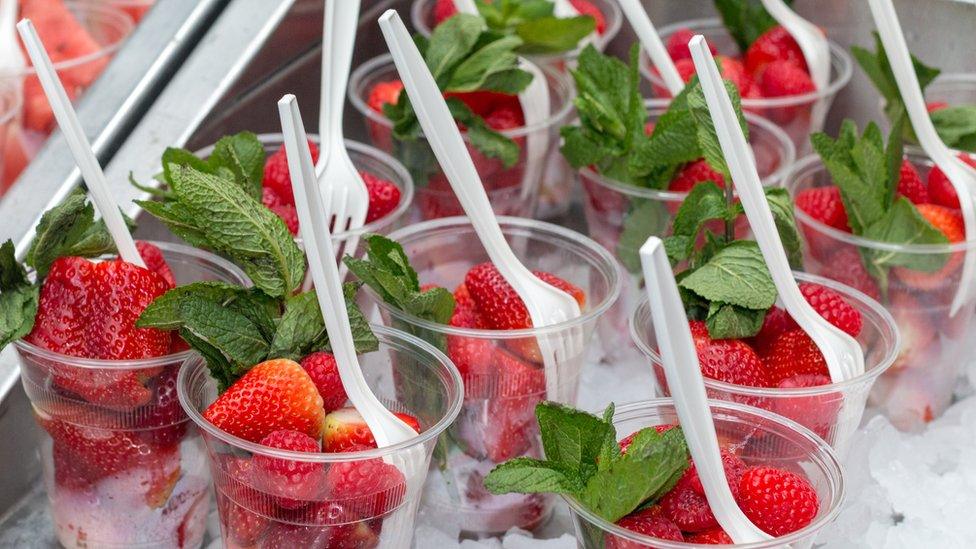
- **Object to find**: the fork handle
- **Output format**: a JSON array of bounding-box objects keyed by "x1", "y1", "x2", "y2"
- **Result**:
[{"x1": 320, "y1": 0, "x2": 360, "y2": 145}]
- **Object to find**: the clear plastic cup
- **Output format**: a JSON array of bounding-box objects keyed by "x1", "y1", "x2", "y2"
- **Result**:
[
  {"x1": 877, "y1": 72, "x2": 976, "y2": 151},
  {"x1": 13, "y1": 242, "x2": 249, "y2": 549},
  {"x1": 565, "y1": 399, "x2": 845, "y2": 549},
  {"x1": 178, "y1": 325, "x2": 463, "y2": 549},
  {"x1": 348, "y1": 54, "x2": 575, "y2": 220},
  {"x1": 0, "y1": 1, "x2": 134, "y2": 189},
  {"x1": 787, "y1": 150, "x2": 976, "y2": 431},
  {"x1": 365, "y1": 216, "x2": 620, "y2": 535},
  {"x1": 640, "y1": 18, "x2": 853, "y2": 155},
  {"x1": 0, "y1": 80, "x2": 22, "y2": 195},
  {"x1": 580, "y1": 103, "x2": 795, "y2": 357},
  {"x1": 106, "y1": 0, "x2": 155, "y2": 22},
  {"x1": 631, "y1": 271, "x2": 899, "y2": 460}
]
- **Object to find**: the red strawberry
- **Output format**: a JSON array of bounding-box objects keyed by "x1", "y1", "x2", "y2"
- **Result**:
[
  {"x1": 568, "y1": 0, "x2": 606, "y2": 34},
  {"x1": 892, "y1": 204, "x2": 965, "y2": 289},
  {"x1": 763, "y1": 330, "x2": 829, "y2": 385},
  {"x1": 254, "y1": 429, "x2": 325, "y2": 509},
  {"x1": 686, "y1": 528, "x2": 734, "y2": 544},
  {"x1": 795, "y1": 186, "x2": 849, "y2": 231},
  {"x1": 464, "y1": 262, "x2": 585, "y2": 331},
  {"x1": 749, "y1": 306, "x2": 792, "y2": 357},
  {"x1": 136, "y1": 241, "x2": 176, "y2": 288},
  {"x1": 260, "y1": 500, "x2": 376, "y2": 548},
  {"x1": 323, "y1": 406, "x2": 420, "y2": 452},
  {"x1": 927, "y1": 153, "x2": 976, "y2": 209},
  {"x1": 674, "y1": 449, "x2": 746, "y2": 499},
  {"x1": 433, "y1": 0, "x2": 458, "y2": 26},
  {"x1": 325, "y1": 454, "x2": 406, "y2": 519},
  {"x1": 668, "y1": 158, "x2": 725, "y2": 193},
  {"x1": 758, "y1": 60, "x2": 816, "y2": 97},
  {"x1": 896, "y1": 160, "x2": 928, "y2": 204},
  {"x1": 262, "y1": 141, "x2": 320, "y2": 206},
  {"x1": 366, "y1": 80, "x2": 404, "y2": 113},
  {"x1": 927, "y1": 101, "x2": 949, "y2": 113},
  {"x1": 203, "y1": 359, "x2": 325, "y2": 443},
  {"x1": 821, "y1": 247, "x2": 881, "y2": 301},
  {"x1": 221, "y1": 498, "x2": 269, "y2": 547},
  {"x1": 798, "y1": 282, "x2": 862, "y2": 337},
  {"x1": 774, "y1": 373, "x2": 837, "y2": 439},
  {"x1": 39, "y1": 413, "x2": 159, "y2": 480},
  {"x1": 715, "y1": 55, "x2": 753, "y2": 95},
  {"x1": 484, "y1": 106, "x2": 526, "y2": 130},
  {"x1": 738, "y1": 466, "x2": 820, "y2": 536},
  {"x1": 609, "y1": 506, "x2": 684, "y2": 548},
  {"x1": 268, "y1": 202, "x2": 299, "y2": 235},
  {"x1": 301, "y1": 352, "x2": 347, "y2": 412},
  {"x1": 135, "y1": 367, "x2": 188, "y2": 449},
  {"x1": 362, "y1": 171, "x2": 401, "y2": 224},
  {"x1": 667, "y1": 28, "x2": 714, "y2": 62},
  {"x1": 659, "y1": 485, "x2": 719, "y2": 532},
  {"x1": 689, "y1": 321, "x2": 769, "y2": 388},
  {"x1": 886, "y1": 291, "x2": 937, "y2": 369},
  {"x1": 674, "y1": 58, "x2": 697, "y2": 84},
  {"x1": 745, "y1": 25, "x2": 808, "y2": 76}
]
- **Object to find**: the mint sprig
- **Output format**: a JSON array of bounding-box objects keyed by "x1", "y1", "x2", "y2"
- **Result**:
[
  {"x1": 713, "y1": 0, "x2": 791, "y2": 52},
  {"x1": 384, "y1": 14, "x2": 532, "y2": 168},
  {"x1": 0, "y1": 241, "x2": 38, "y2": 349},
  {"x1": 474, "y1": 0, "x2": 596, "y2": 55},
  {"x1": 484, "y1": 402, "x2": 689, "y2": 523}
]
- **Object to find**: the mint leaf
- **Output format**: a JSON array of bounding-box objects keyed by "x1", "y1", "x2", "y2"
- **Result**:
[
  {"x1": 178, "y1": 298, "x2": 270, "y2": 378},
  {"x1": 536, "y1": 401, "x2": 616, "y2": 470},
  {"x1": 617, "y1": 199, "x2": 671, "y2": 274},
  {"x1": 763, "y1": 188, "x2": 804, "y2": 269},
  {"x1": 208, "y1": 132, "x2": 266, "y2": 201},
  {"x1": 424, "y1": 14, "x2": 486, "y2": 80},
  {"x1": 448, "y1": 98, "x2": 521, "y2": 167},
  {"x1": 516, "y1": 16, "x2": 595, "y2": 55},
  {"x1": 26, "y1": 190, "x2": 95, "y2": 278},
  {"x1": 862, "y1": 197, "x2": 950, "y2": 273},
  {"x1": 706, "y1": 302, "x2": 766, "y2": 339},
  {"x1": 687, "y1": 79, "x2": 748, "y2": 179},
  {"x1": 267, "y1": 285, "x2": 378, "y2": 360},
  {"x1": 484, "y1": 458, "x2": 588, "y2": 495},
  {"x1": 932, "y1": 106, "x2": 976, "y2": 152},
  {"x1": 0, "y1": 240, "x2": 28, "y2": 290},
  {"x1": 136, "y1": 200, "x2": 213, "y2": 249},
  {"x1": 447, "y1": 35, "x2": 527, "y2": 92},
  {"x1": 137, "y1": 281, "x2": 252, "y2": 329},
  {"x1": 664, "y1": 182, "x2": 732, "y2": 264},
  {"x1": 713, "y1": 0, "x2": 786, "y2": 51},
  {"x1": 0, "y1": 284, "x2": 39, "y2": 349},
  {"x1": 679, "y1": 240, "x2": 777, "y2": 311}
]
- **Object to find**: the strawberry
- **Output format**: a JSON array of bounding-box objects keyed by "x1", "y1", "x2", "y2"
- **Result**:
[
  {"x1": 433, "y1": 0, "x2": 458, "y2": 26},
  {"x1": 774, "y1": 373, "x2": 837, "y2": 439},
  {"x1": 886, "y1": 290, "x2": 937, "y2": 369},
  {"x1": 896, "y1": 160, "x2": 928, "y2": 205},
  {"x1": 260, "y1": 501, "x2": 376, "y2": 548},
  {"x1": 758, "y1": 60, "x2": 816, "y2": 98},
  {"x1": 362, "y1": 171, "x2": 401, "y2": 224},
  {"x1": 300, "y1": 352, "x2": 347, "y2": 413},
  {"x1": 748, "y1": 306, "x2": 792, "y2": 357},
  {"x1": 795, "y1": 186, "x2": 849, "y2": 232},
  {"x1": 763, "y1": 329, "x2": 829, "y2": 385},
  {"x1": 464, "y1": 262, "x2": 585, "y2": 331},
  {"x1": 798, "y1": 282, "x2": 862, "y2": 337},
  {"x1": 203, "y1": 358, "x2": 325, "y2": 443},
  {"x1": 744, "y1": 25, "x2": 808, "y2": 76},
  {"x1": 484, "y1": 105, "x2": 526, "y2": 130},
  {"x1": 659, "y1": 484, "x2": 719, "y2": 532},
  {"x1": 39, "y1": 413, "x2": 156, "y2": 480},
  {"x1": 673, "y1": 58, "x2": 697, "y2": 84},
  {"x1": 689, "y1": 321, "x2": 769, "y2": 388},
  {"x1": 686, "y1": 528, "x2": 734, "y2": 544},
  {"x1": 821, "y1": 247, "x2": 881, "y2": 301},
  {"x1": 568, "y1": 0, "x2": 606, "y2": 34},
  {"x1": 667, "y1": 28, "x2": 714, "y2": 62},
  {"x1": 715, "y1": 56, "x2": 753, "y2": 95},
  {"x1": 262, "y1": 141, "x2": 320, "y2": 206},
  {"x1": 135, "y1": 367, "x2": 188, "y2": 449},
  {"x1": 254, "y1": 429, "x2": 325, "y2": 509},
  {"x1": 927, "y1": 153, "x2": 976, "y2": 209},
  {"x1": 927, "y1": 101, "x2": 949, "y2": 113},
  {"x1": 221, "y1": 498, "x2": 269, "y2": 547},
  {"x1": 323, "y1": 406, "x2": 420, "y2": 452},
  {"x1": 267, "y1": 202, "x2": 299, "y2": 235},
  {"x1": 366, "y1": 80, "x2": 404, "y2": 113},
  {"x1": 668, "y1": 158, "x2": 725, "y2": 193},
  {"x1": 135, "y1": 241, "x2": 176, "y2": 288},
  {"x1": 674, "y1": 449, "x2": 746, "y2": 499},
  {"x1": 325, "y1": 453, "x2": 407, "y2": 519},
  {"x1": 892, "y1": 204, "x2": 965, "y2": 289},
  {"x1": 609, "y1": 506, "x2": 684, "y2": 548},
  {"x1": 738, "y1": 466, "x2": 819, "y2": 536}
]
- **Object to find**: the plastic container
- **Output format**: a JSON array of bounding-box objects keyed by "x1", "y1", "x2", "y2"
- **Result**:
[
  {"x1": 787, "y1": 151, "x2": 976, "y2": 431},
  {"x1": 565, "y1": 399, "x2": 845, "y2": 549},
  {"x1": 348, "y1": 54, "x2": 575, "y2": 220},
  {"x1": 0, "y1": 81, "x2": 22, "y2": 190},
  {"x1": 14, "y1": 242, "x2": 249, "y2": 549},
  {"x1": 365, "y1": 216, "x2": 620, "y2": 535},
  {"x1": 878, "y1": 72, "x2": 976, "y2": 152},
  {"x1": 0, "y1": 1, "x2": 134, "y2": 191},
  {"x1": 641, "y1": 18, "x2": 853, "y2": 155},
  {"x1": 631, "y1": 271, "x2": 898, "y2": 459},
  {"x1": 106, "y1": 0, "x2": 155, "y2": 22},
  {"x1": 178, "y1": 325, "x2": 463, "y2": 549}
]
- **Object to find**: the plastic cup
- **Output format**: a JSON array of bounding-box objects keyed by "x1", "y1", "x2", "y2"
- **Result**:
[
  {"x1": 581, "y1": 104, "x2": 795, "y2": 358},
  {"x1": 348, "y1": 54, "x2": 575, "y2": 220},
  {"x1": 631, "y1": 271, "x2": 899, "y2": 460},
  {"x1": 0, "y1": 80, "x2": 22, "y2": 195},
  {"x1": 640, "y1": 18, "x2": 853, "y2": 155},
  {"x1": 106, "y1": 0, "x2": 155, "y2": 22},
  {"x1": 877, "y1": 72, "x2": 976, "y2": 149},
  {"x1": 178, "y1": 325, "x2": 463, "y2": 549},
  {"x1": 786, "y1": 150, "x2": 976, "y2": 431},
  {"x1": 364, "y1": 216, "x2": 620, "y2": 535},
  {"x1": 13, "y1": 242, "x2": 249, "y2": 549},
  {"x1": 0, "y1": 1, "x2": 134, "y2": 189},
  {"x1": 565, "y1": 399, "x2": 844, "y2": 549}
]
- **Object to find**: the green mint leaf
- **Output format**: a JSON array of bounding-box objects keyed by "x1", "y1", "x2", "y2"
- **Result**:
[
  {"x1": 179, "y1": 327, "x2": 239, "y2": 391},
  {"x1": 178, "y1": 298, "x2": 271, "y2": 382},
  {"x1": 268, "y1": 285, "x2": 378, "y2": 360},
  {"x1": 208, "y1": 132, "x2": 266, "y2": 201},
  {"x1": 168, "y1": 165, "x2": 305, "y2": 297},
  {"x1": 129, "y1": 172, "x2": 174, "y2": 199},
  {"x1": 617, "y1": 199, "x2": 671, "y2": 274},
  {"x1": 629, "y1": 109, "x2": 700, "y2": 184},
  {"x1": 664, "y1": 182, "x2": 732, "y2": 264},
  {"x1": 425, "y1": 14, "x2": 486, "y2": 80},
  {"x1": 762, "y1": 187, "x2": 804, "y2": 269},
  {"x1": 0, "y1": 283, "x2": 39, "y2": 349},
  {"x1": 862, "y1": 197, "x2": 950, "y2": 273},
  {"x1": 932, "y1": 106, "x2": 976, "y2": 152},
  {"x1": 679, "y1": 240, "x2": 777, "y2": 311},
  {"x1": 448, "y1": 98, "x2": 521, "y2": 167},
  {"x1": 160, "y1": 147, "x2": 211, "y2": 186},
  {"x1": 26, "y1": 190, "x2": 96, "y2": 279},
  {"x1": 137, "y1": 281, "x2": 252, "y2": 329},
  {"x1": 447, "y1": 34, "x2": 526, "y2": 92},
  {"x1": 706, "y1": 302, "x2": 766, "y2": 339},
  {"x1": 687, "y1": 79, "x2": 748, "y2": 179},
  {"x1": 535, "y1": 401, "x2": 616, "y2": 470},
  {"x1": 515, "y1": 16, "x2": 595, "y2": 55},
  {"x1": 597, "y1": 403, "x2": 621, "y2": 472},
  {"x1": 484, "y1": 458, "x2": 588, "y2": 495},
  {"x1": 713, "y1": 0, "x2": 786, "y2": 51},
  {"x1": 560, "y1": 125, "x2": 617, "y2": 170},
  {"x1": 0, "y1": 240, "x2": 28, "y2": 290},
  {"x1": 136, "y1": 200, "x2": 214, "y2": 249}
]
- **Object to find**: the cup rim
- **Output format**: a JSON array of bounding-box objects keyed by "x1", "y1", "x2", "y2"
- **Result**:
[
  {"x1": 193, "y1": 135, "x2": 415, "y2": 239},
  {"x1": 0, "y1": 2, "x2": 134, "y2": 79},
  {"x1": 928, "y1": 71, "x2": 976, "y2": 89},
  {"x1": 788, "y1": 151, "x2": 976, "y2": 253},
  {"x1": 629, "y1": 271, "x2": 901, "y2": 397},
  {"x1": 640, "y1": 18, "x2": 853, "y2": 108},
  {"x1": 12, "y1": 240, "x2": 250, "y2": 370},
  {"x1": 562, "y1": 398, "x2": 845, "y2": 549},
  {"x1": 348, "y1": 53, "x2": 576, "y2": 139},
  {"x1": 370, "y1": 215, "x2": 621, "y2": 339},
  {"x1": 408, "y1": 0, "x2": 624, "y2": 62},
  {"x1": 177, "y1": 324, "x2": 465, "y2": 462},
  {"x1": 578, "y1": 104, "x2": 797, "y2": 201},
  {"x1": 0, "y1": 79, "x2": 21, "y2": 126}
]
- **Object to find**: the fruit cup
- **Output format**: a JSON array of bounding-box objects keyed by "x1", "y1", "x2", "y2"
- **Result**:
[
  {"x1": 178, "y1": 325, "x2": 463, "y2": 549},
  {"x1": 878, "y1": 72, "x2": 976, "y2": 150},
  {"x1": 14, "y1": 242, "x2": 249, "y2": 549},
  {"x1": 106, "y1": 0, "x2": 155, "y2": 23},
  {"x1": 582, "y1": 104, "x2": 795, "y2": 357},
  {"x1": 565, "y1": 399, "x2": 844, "y2": 549},
  {"x1": 0, "y1": 80, "x2": 22, "y2": 186},
  {"x1": 631, "y1": 271, "x2": 899, "y2": 460},
  {"x1": 365, "y1": 216, "x2": 620, "y2": 535},
  {"x1": 0, "y1": 1, "x2": 134, "y2": 191},
  {"x1": 640, "y1": 18, "x2": 853, "y2": 155},
  {"x1": 348, "y1": 54, "x2": 575, "y2": 220},
  {"x1": 787, "y1": 151, "x2": 976, "y2": 431}
]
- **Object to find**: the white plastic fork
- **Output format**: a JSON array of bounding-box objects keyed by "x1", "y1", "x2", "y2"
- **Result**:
[
  {"x1": 317, "y1": 0, "x2": 369, "y2": 278},
  {"x1": 868, "y1": 0, "x2": 976, "y2": 317},
  {"x1": 279, "y1": 94, "x2": 423, "y2": 549},
  {"x1": 640, "y1": 236, "x2": 769, "y2": 544},
  {"x1": 617, "y1": 0, "x2": 683, "y2": 96},
  {"x1": 17, "y1": 19, "x2": 144, "y2": 268},
  {"x1": 379, "y1": 10, "x2": 584, "y2": 404},
  {"x1": 689, "y1": 34, "x2": 863, "y2": 382},
  {"x1": 0, "y1": 1, "x2": 24, "y2": 81}
]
